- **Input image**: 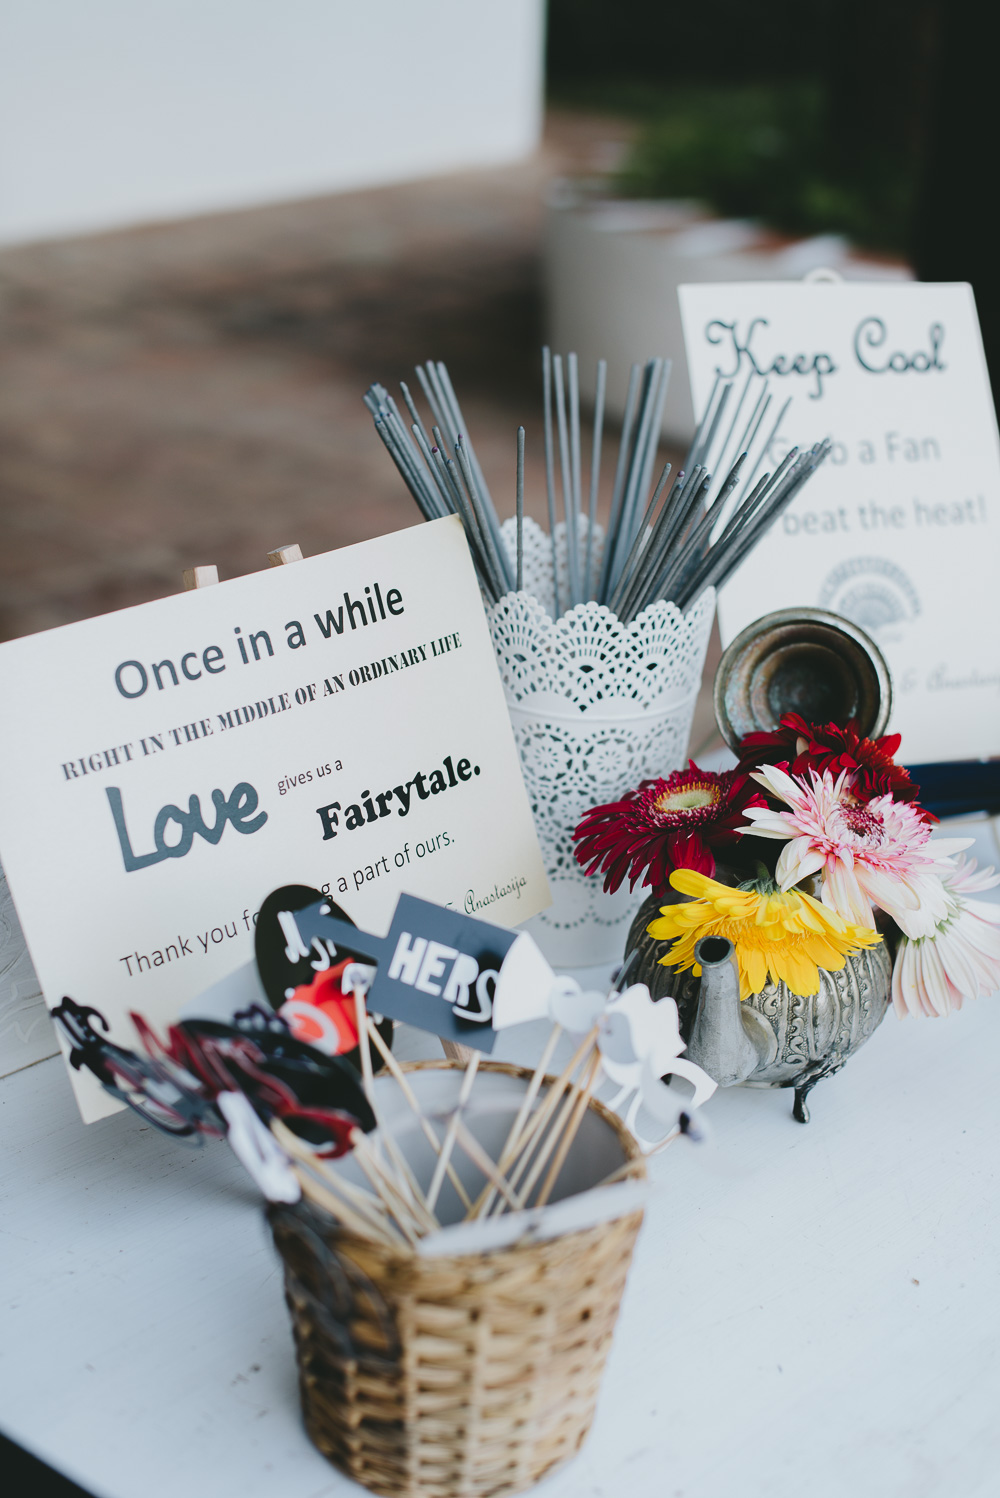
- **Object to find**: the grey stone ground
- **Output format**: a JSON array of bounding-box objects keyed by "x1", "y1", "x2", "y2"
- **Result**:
[{"x1": 0, "y1": 110, "x2": 720, "y2": 754}]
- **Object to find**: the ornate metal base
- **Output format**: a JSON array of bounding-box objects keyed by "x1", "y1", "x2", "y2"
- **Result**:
[{"x1": 782, "y1": 1059, "x2": 846, "y2": 1124}]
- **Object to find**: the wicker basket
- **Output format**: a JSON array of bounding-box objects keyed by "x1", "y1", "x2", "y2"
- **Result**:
[{"x1": 269, "y1": 1060, "x2": 646, "y2": 1498}]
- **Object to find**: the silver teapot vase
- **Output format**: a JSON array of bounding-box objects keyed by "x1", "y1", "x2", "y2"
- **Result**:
[
  {"x1": 621, "y1": 603, "x2": 897, "y2": 1120},
  {"x1": 625, "y1": 893, "x2": 893, "y2": 1122}
]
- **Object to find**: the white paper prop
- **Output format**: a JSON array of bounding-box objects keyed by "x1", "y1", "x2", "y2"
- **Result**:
[
  {"x1": 489, "y1": 931, "x2": 561, "y2": 1028},
  {"x1": 599, "y1": 984, "x2": 716, "y2": 1101},
  {"x1": 596, "y1": 984, "x2": 717, "y2": 1147},
  {"x1": 190, "y1": 894, "x2": 717, "y2": 1158},
  {"x1": 341, "y1": 962, "x2": 376, "y2": 996},
  {"x1": 495, "y1": 958, "x2": 718, "y2": 1150},
  {"x1": 217, "y1": 1090, "x2": 302, "y2": 1204},
  {"x1": 547, "y1": 978, "x2": 609, "y2": 1034}
]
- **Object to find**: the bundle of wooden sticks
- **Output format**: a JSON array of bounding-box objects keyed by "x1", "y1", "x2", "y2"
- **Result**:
[
  {"x1": 365, "y1": 351, "x2": 831, "y2": 621},
  {"x1": 272, "y1": 1000, "x2": 649, "y2": 1251}
]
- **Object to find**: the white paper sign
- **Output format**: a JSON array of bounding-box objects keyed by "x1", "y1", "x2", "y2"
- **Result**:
[
  {"x1": 679, "y1": 281, "x2": 1000, "y2": 763},
  {"x1": 0, "y1": 516, "x2": 549, "y2": 1119}
]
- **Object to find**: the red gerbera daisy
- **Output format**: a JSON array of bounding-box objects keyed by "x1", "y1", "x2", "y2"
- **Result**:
[
  {"x1": 573, "y1": 763, "x2": 767, "y2": 894},
  {"x1": 735, "y1": 712, "x2": 932, "y2": 817}
]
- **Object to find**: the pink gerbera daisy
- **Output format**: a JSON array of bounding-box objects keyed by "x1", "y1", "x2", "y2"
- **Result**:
[
  {"x1": 739, "y1": 764, "x2": 971, "y2": 933},
  {"x1": 892, "y1": 856, "x2": 1000, "y2": 1017}
]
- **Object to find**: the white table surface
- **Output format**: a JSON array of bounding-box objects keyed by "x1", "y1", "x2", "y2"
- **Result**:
[{"x1": 3, "y1": 823, "x2": 1000, "y2": 1498}]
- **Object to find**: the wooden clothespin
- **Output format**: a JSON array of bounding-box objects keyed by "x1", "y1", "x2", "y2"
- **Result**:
[
  {"x1": 183, "y1": 565, "x2": 220, "y2": 590},
  {"x1": 267, "y1": 544, "x2": 304, "y2": 566}
]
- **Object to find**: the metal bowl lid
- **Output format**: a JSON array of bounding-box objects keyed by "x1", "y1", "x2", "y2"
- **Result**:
[{"x1": 713, "y1": 607, "x2": 892, "y2": 753}]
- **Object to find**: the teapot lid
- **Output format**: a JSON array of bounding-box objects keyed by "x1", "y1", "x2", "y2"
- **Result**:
[{"x1": 713, "y1": 607, "x2": 892, "y2": 753}]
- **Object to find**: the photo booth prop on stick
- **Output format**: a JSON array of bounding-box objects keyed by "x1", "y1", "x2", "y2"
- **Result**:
[{"x1": 256, "y1": 883, "x2": 562, "y2": 1054}]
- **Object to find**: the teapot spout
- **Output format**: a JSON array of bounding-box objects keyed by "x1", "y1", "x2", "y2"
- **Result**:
[{"x1": 685, "y1": 936, "x2": 766, "y2": 1087}]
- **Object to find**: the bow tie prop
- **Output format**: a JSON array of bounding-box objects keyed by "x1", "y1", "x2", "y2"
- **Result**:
[{"x1": 595, "y1": 984, "x2": 716, "y2": 1150}]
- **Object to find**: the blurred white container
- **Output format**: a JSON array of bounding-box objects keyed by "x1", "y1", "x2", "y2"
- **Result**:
[{"x1": 544, "y1": 180, "x2": 913, "y2": 442}]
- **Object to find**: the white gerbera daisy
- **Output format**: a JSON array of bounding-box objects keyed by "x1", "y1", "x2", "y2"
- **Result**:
[{"x1": 891, "y1": 856, "x2": 1000, "y2": 1017}]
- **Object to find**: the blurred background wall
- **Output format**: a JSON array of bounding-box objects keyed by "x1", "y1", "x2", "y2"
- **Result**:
[
  {"x1": 0, "y1": 0, "x2": 993, "y2": 645},
  {"x1": 0, "y1": 0, "x2": 545, "y2": 244},
  {"x1": 547, "y1": 0, "x2": 994, "y2": 390}
]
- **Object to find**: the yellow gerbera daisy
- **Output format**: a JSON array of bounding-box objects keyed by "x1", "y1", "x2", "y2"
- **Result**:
[{"x1": 647, "y1": 867, "x2": 881, "y2": 1001}]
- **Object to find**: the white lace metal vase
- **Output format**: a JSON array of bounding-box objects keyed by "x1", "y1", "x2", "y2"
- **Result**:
[{"x1": 491, "y1": 517, "x2": 715, "y2": 966}]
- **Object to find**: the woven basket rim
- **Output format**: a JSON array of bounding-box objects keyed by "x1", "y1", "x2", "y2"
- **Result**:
[{"x1": 280, "y1": 1056, "x2": 646, "y2": 1269}]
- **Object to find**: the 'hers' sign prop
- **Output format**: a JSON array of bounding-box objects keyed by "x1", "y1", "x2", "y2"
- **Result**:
[
  {"x1": 263, "y1": 890, "x2": 547, "y2": 1054},
  {"x1": 679, "y1": 281, "x2": 1000, "y2": 763},
  {"x1": 0, "y1": 516, "x2": 549, "y2": 1121}
]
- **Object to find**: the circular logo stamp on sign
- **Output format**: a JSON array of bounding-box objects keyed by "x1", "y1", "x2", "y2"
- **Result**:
[{"x1": 818, "y1": 556, "x2": 921, "y2": 643}]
